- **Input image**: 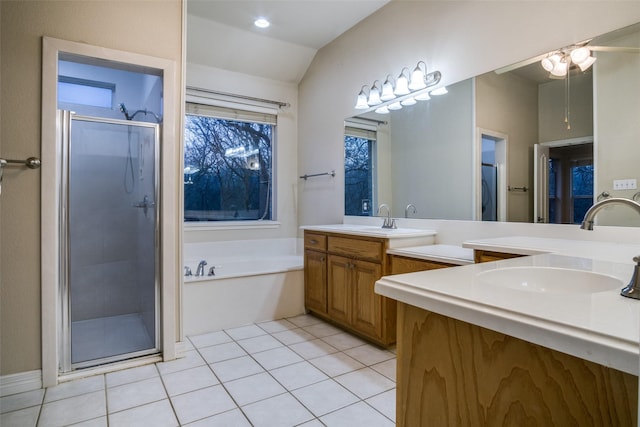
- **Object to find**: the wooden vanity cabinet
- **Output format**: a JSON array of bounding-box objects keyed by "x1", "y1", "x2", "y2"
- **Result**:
[
  {"x1": 390, "y1": 254, "x2": 457, "y2": 274},
  {"x1": 474, "y1": 249, "x2": 523, "y2": 263},
  {"x1": 303, "y1": 230, "x2": 395, "y2": 346}
]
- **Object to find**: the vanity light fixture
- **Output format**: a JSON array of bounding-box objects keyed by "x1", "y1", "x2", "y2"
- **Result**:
[
  {"x1": 254, "y1": 18, "x2": 270, "y2": 28},
  {"x1": 430, "y1": 86, "x2": 448, "y2": 96},
  {"x1": 353, "y1": 61, "x2": 442, "y2": 114}
]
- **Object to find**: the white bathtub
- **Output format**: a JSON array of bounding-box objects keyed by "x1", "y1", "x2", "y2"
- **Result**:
[{"x1": 182, "y1": 238, "x2": 305, "y2": 335}]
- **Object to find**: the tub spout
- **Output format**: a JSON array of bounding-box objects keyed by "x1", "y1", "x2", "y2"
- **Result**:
[
  {"x1": 195, "y1": 260, "x2": 207, "y2": 277},
  {"x1": 208, "y1": 266, "x2": 216, "y2": 276}
]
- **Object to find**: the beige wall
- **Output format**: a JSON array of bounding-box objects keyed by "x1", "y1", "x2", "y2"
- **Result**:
[
  {"x1": 0, "y1": 0, "x2": 183, "y2": 376},
  {"x1": 298, "y1": 1, "x2": 640, "y2": 227},
  {"x1": 476, "y1": 71, "x2": 539, "y2": 223}
]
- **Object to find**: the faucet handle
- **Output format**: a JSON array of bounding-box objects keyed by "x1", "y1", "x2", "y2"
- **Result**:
[
  {"x1": 621, "y1": 255, "x2": 640, "y2": 299},
  {"x1": 184, "y1": 266, "x2": 192, "y2": 276}
]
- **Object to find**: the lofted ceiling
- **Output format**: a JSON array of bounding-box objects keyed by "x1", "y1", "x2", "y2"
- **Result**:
[{"x1": 186, "y1": 0, "x2": 390, "y2": 83}]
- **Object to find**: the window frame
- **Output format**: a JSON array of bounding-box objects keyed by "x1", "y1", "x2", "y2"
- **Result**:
[
  {"x1": 344, "y1": 122, "x2": 378, "y2": 217},
  {"x1": 183, "y1": 92, "x2": 279, "y2": 230}
]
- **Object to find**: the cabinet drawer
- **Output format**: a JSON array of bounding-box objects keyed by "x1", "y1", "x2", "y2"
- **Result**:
[
  {"x1": 328, "y1": 236, "x2": 383, "y2": 262},
  {"x1": 305, "y1": 232, "x2": 327, "y2": 251},
  {"x1": 474, "y1": 250, "x2": 523, "y2": 264}
]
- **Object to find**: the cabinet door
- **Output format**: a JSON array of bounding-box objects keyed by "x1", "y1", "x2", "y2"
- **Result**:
[
  {"x1": 304, "y1": 249, "x2": 327, "y2": 314},
  {"x1": 327, "y1": 255, "x2": 352, "y2": 324},
  {"x1": 351, "y1": 258, "x2": 383, "y2": 339}
]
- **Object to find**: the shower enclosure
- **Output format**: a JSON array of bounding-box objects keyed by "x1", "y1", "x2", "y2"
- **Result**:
[{"x1": 59, "y1": 110, "x2": 160, "y2": 371}]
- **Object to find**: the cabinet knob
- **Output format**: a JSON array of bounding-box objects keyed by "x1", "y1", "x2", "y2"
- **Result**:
[
  {"x1": 320, "y1": 256, "x2": 325, "y2": 262},
  {"x1": 310, "y1": 239, "x2": 318, "y2": 244}
]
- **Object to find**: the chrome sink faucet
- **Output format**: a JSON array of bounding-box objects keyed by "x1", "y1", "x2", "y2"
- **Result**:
[
  {"x1": 195, "y1": 260, "x2": 207, "y2": 277},
  {"x1": 580, "y1": 197, "x2": 640, "y2": 299},
  {"x1": 377, "y1": 203, "x2": 397, "y2": 229},
  {"x1": 405, "y1": 203, "x2": 417, "y2": 218}
]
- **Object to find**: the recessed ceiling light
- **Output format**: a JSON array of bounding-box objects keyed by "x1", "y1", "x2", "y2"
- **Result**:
[{"x1": 254, "y1": 18, "x2": 270, "y2": 28}]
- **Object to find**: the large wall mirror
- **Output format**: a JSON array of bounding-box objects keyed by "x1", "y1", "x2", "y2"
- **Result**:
[{"x1": 345, "y1": 22, "x2": 640, "y2": 226}]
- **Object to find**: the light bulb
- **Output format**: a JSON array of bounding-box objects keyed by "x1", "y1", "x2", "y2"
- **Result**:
[
  {"x1": 380, "y1": 76, "x2": 396, "y2": 101},
  {"x1": 550, "y1": 60, "x2": 568, "y2": 77},
  {"x1": 375, "y1": 105, "x2": 390, "y2": 114},
  {"x1": 577, "y1": 55, "x2": 596, "y2": 71},
  {"x1": 409, "y1": 62, "x2": 427, "y2": 90},
  {"x1": 388, "y1": 101, "x2": 402, "y2": 110},
  {"x1": 394, "y1": 70, "x2": 410, "y2": 96},
  {"x1": 541, "y1": 54, "x2": 560, "y2": 72},
  {"x1": 430, "y1": 86, "x2": 448, "y2": 96},
  {"x1": 414, "y1": 91, "x2": 431, "y2": 101},
  {"x1": 355, "y1": 89, "x2": 369, "y2": 109},
  {"x1": 570, "y1": 46, "x2": 591, "y2": 64},
  {"x1": 401, "y1": 97, "x2": 416, "y2": 106},
  {"x1": 367, "y1": 82, "x2": 382, "y2": 106},
  {"x1": 254, "y1": 18, "x2": 270, "y2": 28}
]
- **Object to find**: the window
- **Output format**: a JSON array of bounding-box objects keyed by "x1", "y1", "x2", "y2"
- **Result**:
[
  {"x1": 58, "y1": 76, "x2": 114, "y2": 108},
  {"x1": 344, "y1": 125, "x2": 376, "y2": 216},
  {"x1": 184, "y1": 102, "x2": 275, "y2": 222}
]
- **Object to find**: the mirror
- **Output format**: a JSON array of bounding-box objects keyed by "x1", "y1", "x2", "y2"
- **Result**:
[{"x1": 345, "y1": 22, "x2": 640, "y2": 226}]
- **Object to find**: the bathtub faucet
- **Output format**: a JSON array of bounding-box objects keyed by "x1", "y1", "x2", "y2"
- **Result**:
[{"x1": 195, "y1": 260, "x2": 207, "y2": 277}]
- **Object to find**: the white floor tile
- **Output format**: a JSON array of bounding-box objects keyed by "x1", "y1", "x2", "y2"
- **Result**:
[
  {"x1": 156, "y1": 350, "x2": 205, "y2": 376},
  {"x1": 0, "y1": 406, "x2": 39, "y2": 427},
  {"x1": 292, "y1": 379, "x2": 359, "y2": 417},
  {"x1": 171, "y1": 385, "x2": 237, "y2": 425},
  {"x1": 107, "y1": 376, "x2": 167, "y2": 413},
  {"x1": 69, "y1": 417, "x2": 107, "y2": 427},
  {"x1": 162, "y1": 365, "x2": 219, "y2": 397},
  {"x1": 39, "y1": 390, "x2": 106, "y2": 427},
  {"x1": 0, "y1": 389, "x2": 44, "y2": 414},
  {"x1": 224, "y1": 324, "x2": 267, "y2": 341},
  {"x1": 308, "y1": 352, "x2": 365, "y2": 377},
  {"x1": 343, "y1": 344, "x2": 396, "y2": 366},
  {"x1": 365, "y1": 388, "x2": 396, "y2": 421},
  {"x1": 286, "y1": 314, "x2": 323, "y2": 328},
  {"x1": 334, "y1": 368, "x2": 395, "y2": 399},
  {"x1": 224, "y1": 372, "x2": 286, "y2": 406},
  {"x1": 252, "y1": 346, "x2": 303, "y2": 370},
  {"x1": 209, "y1": 356, "x2": 264, "y2": 382},
  {"x1": 185, "y1": 408, "x2": 251, "y2": 426},
  {"x1": 321, "y1": 332, "x2": 367, "y2": 351},
  {"x1": 320, "y1": 401, "x2": 394, "y2": 427},
  {"x1": 189, "y1": 331, "x2": 232, "y2": 349},
  {"x1": 257, "y1": 319, "x2": 297, "y2": 334},
  {"x1": 106, "y1": 364, "x2": 158, "y2": 388},
  {"x1": 236, "y1": 334, "x2": 283, "y2": 354},
  {"x1": 303, "y1": 322, "x2": 343, "y2": 338},
  {"x1": 297, "y1": 419, "x2": 325, "y2": 427},
  {"x1": 242, "y1": 392, "x2": 314, "y2": 427},
  {"x1": 269, "y1": 361, "x2": 328, "y2": 391},
  {"x1": 199, "y1": 342, "x2": 247, "y2": 364},
  {"x1": 371, "y1": 358, "x2": 397, "y2": 381},
  {"x1": 44, "y1": 375, "x2": 104, "y2": 403},
  {"x1": 289, "y1": 338, "x2": 338, "y2": 359},
  {"x1": 108, "y1": 399, "x2": 178, "y2": 427},
  {"x1": 271, "y1": 328, "x2": 316, "y2": 345}
]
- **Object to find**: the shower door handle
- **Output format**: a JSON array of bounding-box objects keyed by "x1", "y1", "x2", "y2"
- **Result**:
[{"x1": 133, "y1": 195, "x2": 156, "y2": 217}]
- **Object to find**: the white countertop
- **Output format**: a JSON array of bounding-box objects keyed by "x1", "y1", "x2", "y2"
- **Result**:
[
  {"x1": 387, "y1": 244, "x2": 474, "y2": 266},
  {"x1": 377, "y1": 240, "x2": 640, "y2": 375},
  {"x1": 302, "y1": 224, "x2": 437, "y2": 248}
]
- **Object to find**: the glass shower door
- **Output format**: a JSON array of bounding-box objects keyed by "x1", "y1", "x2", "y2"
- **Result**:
[{"x1": 61, "y1": 111, "x2": 160, "y2": 371}]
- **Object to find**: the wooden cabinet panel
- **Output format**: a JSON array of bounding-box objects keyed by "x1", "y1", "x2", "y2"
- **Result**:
[
  {"x1": 390, "y1": 255, "x2": 457, "y2": 274},
  {"x1": 304, "y1": 233, "x2": 327, "y2": 251},
  {"x1": 327, "y1": 255, "x2": 351, "y2": 325},
  {"x1": 396, "y1": 302, "x2": 637, "y2": 426},
  {"x1": 351, "y1": 259, "x2": 383, "y2": 339},
  {"x1": 474, "y1": 249, "x2": 523, "y2": 263},
  {"x1": 328, "y1": 236, "x2": 383, "y2": 262},
  {"x1": 304, "y1": 249, "x2": 327, "y2": 314}
]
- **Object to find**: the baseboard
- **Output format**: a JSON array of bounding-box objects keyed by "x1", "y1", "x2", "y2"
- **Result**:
[{"x1": 0, "y1": 370, "x2": 42, "y2": 397}]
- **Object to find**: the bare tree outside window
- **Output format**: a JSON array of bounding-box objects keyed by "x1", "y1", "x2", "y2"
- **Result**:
[
  {"x1": 344, "y1": 135, "x2": 373, "y2": 216},
  {"x1": 184, "y1": 114, "x2": 273, "y2": 221}
]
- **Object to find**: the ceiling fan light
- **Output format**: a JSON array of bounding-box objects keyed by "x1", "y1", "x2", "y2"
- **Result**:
[
  {"x1": 577, "y1": 55, "x2": 596, "y2": 71},
  {"x1": 367, "y1": 81, "x2": 382, "y2": 105},
  {"x1": 550, "y1": 60, "x2": 568, "y2": 77},
  {"x1": 380, "y1": 76, "x2": 396, "y2": 101},
  {"x1": 375, "y1": 105, "x2": 390, "y2": 114},
  {"x1": 570, "y1": 46, "x2": 591, "y2": 64},
  {"x1": 541, "y1": 53, "x2": 560, "y2": 72}
]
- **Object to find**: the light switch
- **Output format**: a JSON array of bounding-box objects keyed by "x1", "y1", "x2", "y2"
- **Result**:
[{"x1": 613, "y1": 179, "x2": 638, "y2": 190}]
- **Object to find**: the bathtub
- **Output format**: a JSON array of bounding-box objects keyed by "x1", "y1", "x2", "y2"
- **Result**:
[{"x1": 182, "y1": 238, "x2": 305, "y2": 335}]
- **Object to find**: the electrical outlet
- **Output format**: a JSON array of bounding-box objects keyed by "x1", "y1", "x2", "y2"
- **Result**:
[{"x1": 613, "y1": 179, "x2": 638, "y2": 190}]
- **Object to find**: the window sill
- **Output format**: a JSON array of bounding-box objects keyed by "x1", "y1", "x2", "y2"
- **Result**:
[{"x1": 183, "y1": 220, "x2": 281, "y2": 232}]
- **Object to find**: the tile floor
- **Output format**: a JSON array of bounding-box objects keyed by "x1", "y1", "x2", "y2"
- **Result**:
[{"x1": 0, "y1": 314, "x2": 397, "y2": 426}]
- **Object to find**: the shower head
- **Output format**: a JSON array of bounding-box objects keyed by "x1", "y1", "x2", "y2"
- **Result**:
[{"x1": 119, "y1": 103, "x2": 131, "y2": 120}]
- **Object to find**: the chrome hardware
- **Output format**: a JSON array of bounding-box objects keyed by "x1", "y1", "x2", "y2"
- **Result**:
[
  {"x1": 133, "y1": 194, "x2": 156, "y2": 217},
  {"x1": 377, "y1": 203, "x2": 397, "y2": 229},
  {"x1": 621, "y1": 255, "x2": 640, "y2": 300},
  {"x1": 184, "y1": 266, "x2": 192, "y2": 277},
  {"x1": 580, "y1": 198, "x2": 640, "y2": 230},
  {"x1": 208, "y1": 266, "x2": 216, "y2": 276},
  {"x1": 405, "y1": 203, "x2": 417, "y2": 218},
  {"x1": 195, "y1": 260, "x2": 207, "y2": 277}
]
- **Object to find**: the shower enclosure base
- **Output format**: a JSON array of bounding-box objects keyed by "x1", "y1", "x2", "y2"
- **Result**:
[{"x1": 71, "y1": 313, "x2": 156, "y2": 369}]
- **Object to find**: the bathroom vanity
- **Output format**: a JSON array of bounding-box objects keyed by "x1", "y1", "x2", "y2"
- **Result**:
[
  {"x1": 302, "y1": 225, "x2": 438, "y2": 346},
  {"x1": 377, "y1": 237, "x2": 640, "y2": 426}
]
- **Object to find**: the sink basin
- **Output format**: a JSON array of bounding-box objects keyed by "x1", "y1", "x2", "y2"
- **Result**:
[{"x1": 476, "y1": 266, "x2": 623, "y2": 294}]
